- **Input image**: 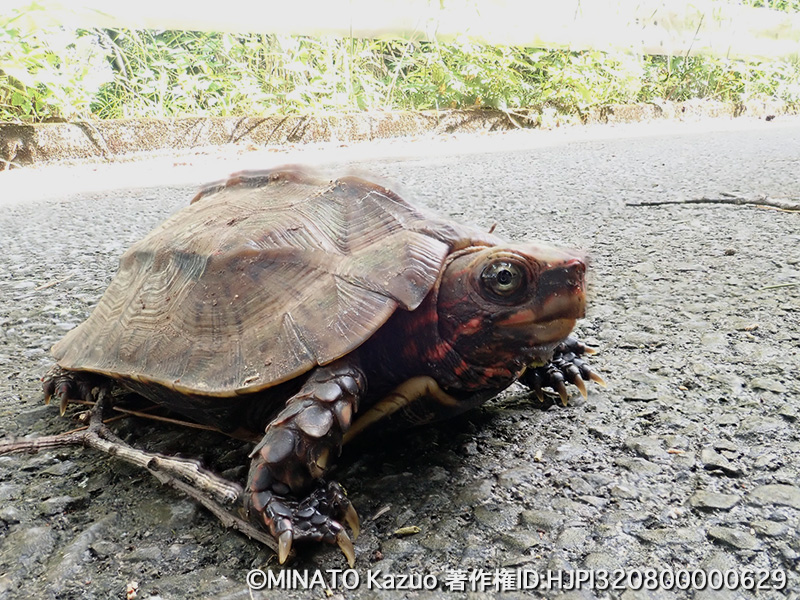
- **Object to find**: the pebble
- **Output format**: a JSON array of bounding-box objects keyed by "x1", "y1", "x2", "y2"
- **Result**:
[
  {"x1": 746, "y1": 484, "x2": 800, "y2": 509},
  {"x1": 1, "y1": 526, "x2": 57, "y2": 574},
  {"x1": 706, "y1": 526, "x2": 761, "y2": 550},
  {"x1": 0, "y1": 506, "x2": 22, "y2": 523},
  {"x1": 635, "y1": 527, "x2": 704, "y2": 544},
  {"x1": 700, "y1": 447, "x2": 742, "y2": 477},
  {"x1": 555, "y1": 527, "x2": 589, "y2": 550},
  {"x1": 473, "y1": 504, "x2": 520, "y2": 531},
  {"x1": 610, "y1": 484, "x2": 639, "y2": 499},
  {"x1": 624, "y1": 436, "x2": 668, "y2": 461},
  {"x1": 498, "y1": 530, "x2": 541, "y2": 553},
  {"x1": 777, "y1": 403, "x2": 798, "y2": 422},
  {"x1": 519, "y1": 509, "x2": 564, "y2": 531},
  {"x1": 38, "y1": 495, "x2": 87, "y2": 516},
  {"x1": 496, "y1": 466, "x2": 536, "y2": 490},
  {"x1": 750, "y1": 520, "x2": 789, "y2": 537},
  {"x1": 749, "y1": 378, "x2": 787, "y2": 393},
  {"x1": 89, "y1": 540, "x2": 120, "y2": 560},
  {"x1": 753, "y1": 453, "x2": 781, "y2": 470},
  {"x1": 123, "y1": 546, "x2": 164, "y2": 562},
  {"x1": 614, "y1": 456, "x2": 662, "y2": 475},
  {"x1": 688, "y1": 490, "x2": 740, "y2": 511},
  {"x1": 695, "y1": 553, "x2": 740, "y2": 600},
  {"x1": 40, "y1": 460, "x2": 79, "y2": 477}
]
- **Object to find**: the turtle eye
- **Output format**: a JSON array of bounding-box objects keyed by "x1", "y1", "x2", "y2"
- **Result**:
[{"x1": 480, "y1": 261, "x2": 525, "y2": 298}]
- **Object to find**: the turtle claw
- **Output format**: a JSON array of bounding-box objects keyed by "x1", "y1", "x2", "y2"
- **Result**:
[
  {"x1": 278, "y1": 530, "x2": 293, "y2": 564},
  {"x1": 572, "y1": 375, "x2": 588, "y2": 399},
  {"x1": 336, "y1": 530, "x2": 356, "y2": 567},
  {"x1": 59, "y1": 394, "x2": 70, "y2": 416},
  {"x1": 42, "y1": 366, "x2": 101, "y2": 415},
  {"x1": 552, "y1": 378, "x2": 568, "y2": 405},
  {"x1": 589, "y1": 371, "x2": 607, "y2": 387},
  {"x1": 520, "y1": 335, "x2": 603, "y2": 403},
  {"x1": 344, "y1": 503, "x2": 360, "y2": 540}
]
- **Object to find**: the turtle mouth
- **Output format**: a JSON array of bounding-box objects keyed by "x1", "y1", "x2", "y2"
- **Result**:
[{"x1": 495, "y1": 293, "x2": 585, "y2": 345}]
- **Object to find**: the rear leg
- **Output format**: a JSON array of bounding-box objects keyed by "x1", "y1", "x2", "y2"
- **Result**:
[{"x1": 42, "y1": 365, "x2": 107, "y2": 415}]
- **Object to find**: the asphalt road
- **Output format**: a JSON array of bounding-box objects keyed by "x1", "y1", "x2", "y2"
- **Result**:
[{"x1": 0, "y1": 116, "x2": 799, "y2": 600}]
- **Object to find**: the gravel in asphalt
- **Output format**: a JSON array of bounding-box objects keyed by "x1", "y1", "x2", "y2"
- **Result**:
[{"x1": 0, "y1": 116, "x2": 798, "y2": 599}]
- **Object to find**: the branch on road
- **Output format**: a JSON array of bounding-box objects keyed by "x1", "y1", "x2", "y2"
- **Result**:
[
  {"x1": 0, "y1": 390, "x2": 280, "y2": 555},
  {"x1": 626, "y1": 195, "x2": 800, "y2": 211}
]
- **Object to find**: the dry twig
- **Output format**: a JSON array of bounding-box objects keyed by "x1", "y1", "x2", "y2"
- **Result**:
[
  {"x1": 0, "y1": 390, "x2": 278, "y2": 553},
  {"x1": 626, "y1": 195, "x2": 800, "y2": 211}
]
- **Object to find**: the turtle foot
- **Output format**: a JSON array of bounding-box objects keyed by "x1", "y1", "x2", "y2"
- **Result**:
[
  {"x1": 42, "y1": 365, "x2": 102, "y2": 415},
  {"x1": 521, "y1": 335, "x2": 605, "y2": 404},
  {"x1": 248, "y1": 480, "x2": 359, "y2": 566}
]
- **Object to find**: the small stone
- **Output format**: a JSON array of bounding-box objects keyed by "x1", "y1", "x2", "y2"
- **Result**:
[
  {"x1": 750, "y1": 520, "x2": 789, "y2": 537},
  {"x1": 753, "y1": 453, "x2": 781, "y2": 470},
  {"x1": 40, "y1": 460, "x2": 79, "y2": 477},
  {"x1": 168, "y1": 501, "x2": 199, "y2": 528},
  {"x1": 712, "y1": 440, "x2": 738, "y2": 453},
  {"x1": 749, "y1": 378, "x2": 787, "y2": 393},
  {"x1": 777, "y1": 403, "x2": 797, "y2": 422},
  {"x1": 636, "y1": 527, "x2": 704, "y2": 544},
  {"x1": 614, "y1": 456, "x2": 662, "y2": 475},
  {"x1": 520, "y1": 509, "x2": 564, "y2": 531},
  {"x1": 496, "y1": 466, "x2": 535, "y2": 490},
  {"x1": 588, "y1": 425, "x2": 617, "y2": 439},
  {"x1": 688, "y1": 491, "x2": 740, "y2": 511},
  {"x1": 546, "y1": 443, "x2": 585, "y2": 461},
  {"x1": 473, "y1": 504, "x2": 519, "y2": 531},
  {"x1": 695, "y1": 553, "x2": 740, "y2": 600},
  {"x1": 610, "y1": 484, "x2": 639, "y2": 499},
  {"x1": 0, "y1": 506, "x2": 22, "y2": 523},
  {"x1": 700, "y1": 447, "x2": 742, "y2": 477},
  {"x1": 578, "y1": 495, "x2": 608, "y2": 509},
  {"x1": 38, "y1": 495, "x2": 87, "y2": 516},
  {"x1": 746, "y1": 484, "x2": 800, "y2": 509},
  {"x1": 624, "y1": 436, "x2": 668, "y2": 461},
  {"x1": 555, "y1": 527, "x2": 589, "y2": 550},
  {"x1": 0, "y1": 483, "x2": 22, "y2": 501},
  {"x1": 707, "y1": 526, "x2": 760, "y2": 550},
  {"x1": 90, "y1": 540, "x2": 120, "y2": 559},
  {"x1": 124, "y1": 546, "x2": 163, "y2": 562},
  {"x1": 716, "y1": 414, "x2": 739, "y2": 427},
  {"x1": 583, "y1": 551, "x2": 620, "y2": 571},
  {"x1": 498, "y1": 530, "x2": 541, "y2": 552},
  {"x1": 5, "y1": 526, "x2": 57, "y2": 573}
]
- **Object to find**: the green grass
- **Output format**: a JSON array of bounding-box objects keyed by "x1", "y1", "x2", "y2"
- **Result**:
[{"x1": 1, "y1": 2, "x2": 799, "y2": 123}]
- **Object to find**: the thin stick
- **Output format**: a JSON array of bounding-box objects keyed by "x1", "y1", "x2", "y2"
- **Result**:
[
  {"x1": 0, "y1": 393, "x2": 279, "y2": 555},
  {"x1": 111, "y1": 406, "x2": 221, "y2": 431},
  {"x1": 626, "y1": 196, "x2": 800, "y2": 211},
  {"x1": 0, "y1": 390, "x2": 242, "y2": 505},
  {"x1": 759, "y1": 282, "x2": 799, "y2": 291},
  {"x1": 60, "y1": 412, "x2": 128, "y2": 435},
  {"x1": 149, "y1": 470, "x2": 278, "y2": 553}
]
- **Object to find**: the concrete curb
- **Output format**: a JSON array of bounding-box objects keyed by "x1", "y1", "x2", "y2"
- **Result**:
[{"x1": 0, "y1": 99, "x2": 792, "y2": 168}]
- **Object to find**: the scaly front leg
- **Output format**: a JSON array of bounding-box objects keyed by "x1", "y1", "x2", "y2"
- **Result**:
[{"x1": 245, "y1": 359, "x2": 364, "y2": 566}]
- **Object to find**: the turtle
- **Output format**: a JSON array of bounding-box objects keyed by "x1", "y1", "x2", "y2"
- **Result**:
[{"x1": 42, "y1": 166, "x2": 602, "y2": 566}]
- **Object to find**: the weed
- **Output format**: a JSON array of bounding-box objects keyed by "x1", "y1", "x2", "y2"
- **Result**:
[{"x1": 1, "y1": 2, "x2": 798, "y2": 123}]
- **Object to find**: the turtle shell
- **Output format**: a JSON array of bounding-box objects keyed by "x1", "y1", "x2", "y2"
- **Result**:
[{"x1": 52, "y1": 168, "x2": 496, "y2": 397}]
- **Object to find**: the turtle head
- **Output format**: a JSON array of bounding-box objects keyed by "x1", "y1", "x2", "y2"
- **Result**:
[{"x1": 437, "y1": 242, "x2": 587, "y2": 374}]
